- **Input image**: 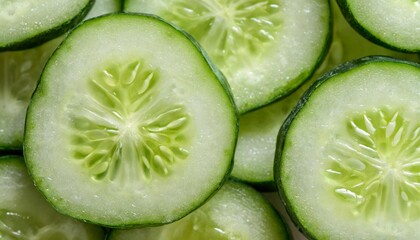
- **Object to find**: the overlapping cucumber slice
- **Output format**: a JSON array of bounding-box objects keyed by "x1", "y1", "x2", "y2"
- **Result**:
[
  {"x1": 0, "y1": 38, "x2": 61, "y2": 150},
  {"x1": 230, "y1": 0, "x2": 418, "y2": 189},
  {"x1": 0, "y1": 0, "x2": 94, "y2": 51},
  {"x1": 0, "y1": 155, "x2": 105, "y2": 239},
  {"x1": 124, "y1": 0, "x2": 331, "y2": 113},
  {"x1": 108, "y1": 180, "x2": 289, "y2": 240},
  {"x1": 275, "y1": 56, "x2": 420, "y2": 239},
  {"x1": 24, "y1": 13, "x2": 237, "y2": 227},
  {"x1": 336, "y1": 0, "x2": 420, "y2": 53}
]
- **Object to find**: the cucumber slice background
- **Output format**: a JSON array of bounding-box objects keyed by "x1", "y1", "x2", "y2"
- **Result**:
[
  {"x1": 0, "y1": 155, "x2": 105, "y2": 239},
  {"x1": 0, "y1": 0, "x2": 94, "y2": 51},
  {"x1": 336, "y1": 0, "x2": 420, "y2": 53},
  {"x1": 275, "y1": 56, "x2": 420, "y2": 239},
  {"x1": 230, "y1": 0, "x2": 418, "y2": 192},
  {"x1": 0, "y1": 38, "x2": 62, "y2": 150},
  {"x1": 124, "y1": 0, "x2": 331, "y2": 113},
  {"x1": 0, "y1": 1, "x2": 122, "y2": 152},
  {"x1": 24, "y1": 13, "x2": 237, "y2": 227},
  {"x1": 107, "y1": 180, "x2": 289, "y2": 240}
]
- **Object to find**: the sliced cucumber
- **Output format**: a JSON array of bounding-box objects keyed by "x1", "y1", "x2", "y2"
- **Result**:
[
  {"x1": 0, "y1": 38, "x2": 62, "y2": 150},
  {"x1": 336, "y1": 0, "x2": 420, "y2": 53},
  {"x1": 124, "y1": 0, "x2": 331, "y2": 113},
  {"x1": 275, "y1": 56, "x2": 420, "y2": 239},
  {"x1": 0, "y1": 155, "x2": 105, "y2": 239},
  {"x1": 107, "y1": 180, "x2": 289, "y2": 240},
  {"x1": 231, "y1": 85, "x2": 306, "y2": 189},
  {"x1": 85, "y1": 0, "x2": 122, "y2": 19},
  {"x1": 24, "y1": 13, "x2": 237, "y2": 227},
  {"x1": 0, "y1": 0, "x2": 94, "y2": 51},
  {"x1": 230, "y1": 0, "x2": 418, "y2": 190}
]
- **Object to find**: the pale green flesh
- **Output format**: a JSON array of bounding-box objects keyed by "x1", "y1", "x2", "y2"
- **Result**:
[
  {"x1": 232, "y1": 85, "x2": 305, "y2": 184},
  {"x1": 125, "y1": 0, "x2": 330, "y2": 113},
  {"x1": 230, "y1": 0, "x2": 418, "y2": 186},
  {"x1": 109, "y1": 181, "x2": 289, "y2": 240},
  {"x1": 69, "y1": 60, "x2": 192, "y2": 183},
  {"x1": 0, "y1": 156, "x2": 104, "y2": 240},
  {"x1": 280, "y1": 60, "x2": 420, "y2": 239},
  {"x1": 24, "y1": 14, "x2": 236, "y2": 226},
  {"x1": 0, "y1": 38, "x2": 61, "y2": 149},
  {"x1": 325, "y1": 107, "x2": 420, "y2": 221},
  {"x1": 0, "y1": 0, "x2": 90, "y2": 48},
  {"x1": 344, "y1": 0, "x2": 420, "y2": 52}
]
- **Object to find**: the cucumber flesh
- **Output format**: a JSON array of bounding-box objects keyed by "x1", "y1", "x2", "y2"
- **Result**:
[
  {"x1": 0, "y1": 38, "x2": 62, "y2": 150},
  {"x1": 230, "y1": 0, "x2": 418, "y2": 189},
  {"x1": 124, "y1": 0, "x2": 331, "y2": 113},
  {"x1": 336, "y1": 0, "x2": 420, "y2": 53},
  {"x1": 0, "y1": 155, "x2": 105, "y2": 239},
  {"x1": 108, "y1": 180, "x2": 289, "y2": 240},
  {"x1": 85, "y1": 0, "x2": 122, "y2": 19},
  {"x1": 24, "y1": 13, "x2": 237, "y2": 227},
  {"x1": 275, "y1": 56, "x2": 420, "y2": 239},
  {"x1": 0, "y1": 0, "x2": 94, "y2": 51}
]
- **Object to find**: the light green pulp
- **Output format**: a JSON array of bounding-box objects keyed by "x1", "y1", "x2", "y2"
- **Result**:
[
  {"x1": 69, "y1": 60, "x2": 192, "y2": 183},
  {"x1": 324, "y1": 107, "x2": 420, "y2": 221},
  {"x1": 158, "y1": 0, "x2": 282, "y2": 78}
]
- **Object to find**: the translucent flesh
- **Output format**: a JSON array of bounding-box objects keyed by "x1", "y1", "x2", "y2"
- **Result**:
[
  {"x1": 68, "y1": 60, "x2": 192, "y2": 183},
  {"x1": 109, "y1": 181, "x2": 288, "y2": 240},
  {"x1": 0, "y1": 157, "x2": 104, "y2": 239},
  {"x1": 0, "y1": 38, "x2": 60, "y2": 148},
  {"x1": 324, "y1": 107, "x2": 420, "y2": 221}
]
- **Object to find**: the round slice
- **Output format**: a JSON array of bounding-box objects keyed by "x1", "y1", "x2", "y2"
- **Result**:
[
  {"x1": 24, "y1": 13, "x2": 237, "y2": 227},
  {"x1": 124, "y1": 0, "x2": 331, "y2": 113},
  {"x1": 0, "y1": 0, "x2": 94, "y2": 51},
  {"x1": 336, "y1": 0, "x2": 420, "y2": 53},
  {"x1": 0, "y1": 38, "x2": 62, "y2": 150},
  {"x1": 0, "y1": 155, "x2": 105, "y2": 239},
  {"x1": 275, "y1": 56, "x2": 420, "y2": 239},
  {"x1": 107, "y1": 180, "x2": 290, "y2": 240}
]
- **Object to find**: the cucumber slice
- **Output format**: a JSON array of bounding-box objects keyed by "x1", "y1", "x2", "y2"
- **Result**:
[
  {"x1": 0, "y1": 155, "x2": 105, "y2": 239},
  {"x1": 24, "y1": 13, "x2": 237, "y2": 227},
  {"x1": 0, "y1": 38, "x2": 62, "y2": 150},
  {"x1": 123, "y1": 0, "x2": 331, "y2": 113},
  {"x1": 85, "y1": 0, "x2": 122, "y2": 19},
  {"x1": 231, "y1": 85, "x2": 305, "y2": 189},
  {"x1": 0, "y1": 0, "x2": 94, "y2": 51},
  {"x1": 275, "y1": 56, "x2": 420, "y2": 239},
  {"x1": 107, "y1": 180, "x2": 289, "y2": 240},
  {"x1": 336, "y1": 0, "x2": 420, "y2": 53},
  {"x1": 230, "y1": 0, "x2": 418, "y2": 190}
]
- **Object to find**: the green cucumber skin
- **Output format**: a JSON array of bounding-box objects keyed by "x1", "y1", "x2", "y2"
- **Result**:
[
  {"x1": 0, "y1": 0, "x2": 95, "y2": 51},
  {"x1": 336, "y1": 0, "x2": 419, "y2": 53},
  {"x1": 24, "y1": 13, "x2": 238, "y2": 228},
  {"x1": 274, "y1": 56, "x2": 420, "y2": 240}
]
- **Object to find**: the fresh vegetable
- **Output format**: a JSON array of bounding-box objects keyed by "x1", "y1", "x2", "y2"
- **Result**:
[
  {"x1": 0, "y1": 155, "x2": 105, "y2": 239},
  {"x1": 124, "y1": 0, "x2": 331, "y2": 113},
  {"x1": 275, "y1": 56, "x2": 420, "y2": 239},
  {"x1": 0, "y1": 0, "x2": 94, "y2": 51},
  {"x1": 0, "y1": 38, "x2": 61, "y2": 150},
  {"x1": 230, "y1": 0, "x2": 418, "y2": 190},
  {"x1": 336, "y1": 0, "x2": 420, "y2": 53},
  {"x1": 108, "y1": 180, "x2": 289, "y2": 240},
  {"x1": 24, "y1": 13, "x2": 237, "y2": 227}
]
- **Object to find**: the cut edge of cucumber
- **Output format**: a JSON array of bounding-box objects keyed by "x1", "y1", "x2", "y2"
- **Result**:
[
  {"x1": 23, "y1": 13, "x2": 238, "y2": 227},
  {"x1": 274, "y1": 55, "x2": 420, "y2": 239},
  {"x1": 336, "y1": 0, "x2": 420, "y2": 53},
  {"x1": 0, "y1": 0, "x2": 95, "y2": 51}
]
